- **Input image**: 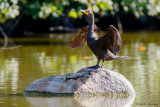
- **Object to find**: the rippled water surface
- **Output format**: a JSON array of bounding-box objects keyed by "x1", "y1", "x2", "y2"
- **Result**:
[{"x1": 0, "y1": 32, "x2": 160, "y2": 107}]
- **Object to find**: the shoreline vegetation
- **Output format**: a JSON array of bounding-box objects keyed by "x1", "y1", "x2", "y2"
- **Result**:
[
  {"x1": 0, "y1": 0, "x2": 160, "y2": 38},
  {"x1": 3, "y1": 15, "x2": 160, "y2": 37}
]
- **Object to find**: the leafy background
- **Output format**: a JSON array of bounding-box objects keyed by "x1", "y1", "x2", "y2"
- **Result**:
[{"x1": 0, "y1": 0, "x2": 160, "y2": 37}]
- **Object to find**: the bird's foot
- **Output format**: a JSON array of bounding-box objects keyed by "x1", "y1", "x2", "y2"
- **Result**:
[{"x1": 88, "y1": 65, "x2": 100, "y2": 69}]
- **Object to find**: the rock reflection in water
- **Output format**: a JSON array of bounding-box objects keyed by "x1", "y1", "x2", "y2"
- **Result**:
[
  {"x1": 75, "y1": 95, "x2": 135, "y2": 107},
  {"x1": 25, "y1": 94, "x2": 135, "y2": 107},
  {"x1": 25, "y1": 96, "x2": 81, "y2": 107}
]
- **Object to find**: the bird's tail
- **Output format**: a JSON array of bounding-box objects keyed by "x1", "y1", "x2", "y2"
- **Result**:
[{"x1": 115, "y1": 56, "x2": 129, "y2": 60}]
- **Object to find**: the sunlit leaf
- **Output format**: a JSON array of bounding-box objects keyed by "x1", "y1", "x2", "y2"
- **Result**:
[{"x1": 68, "y1": 9, "x2": 78, "y2": 19}]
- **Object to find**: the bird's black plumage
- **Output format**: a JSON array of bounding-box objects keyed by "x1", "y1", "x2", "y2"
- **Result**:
[{"x1": 70, "y1": 9, "x2": 128, "y2": 68}]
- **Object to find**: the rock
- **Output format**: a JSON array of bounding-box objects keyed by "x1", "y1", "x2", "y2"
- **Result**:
[{"x1": 23, "y1": 67, "x2": 135, "y2": 96}]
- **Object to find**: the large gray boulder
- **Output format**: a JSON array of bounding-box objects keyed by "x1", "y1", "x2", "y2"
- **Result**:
[{"x1": 24, "y1": 67, "x2": 135, "y2": 96}]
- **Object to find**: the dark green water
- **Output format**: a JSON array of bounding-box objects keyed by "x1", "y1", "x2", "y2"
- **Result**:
[{"x1": 0, "y1": 32, "x2": 160, "y2": 107}]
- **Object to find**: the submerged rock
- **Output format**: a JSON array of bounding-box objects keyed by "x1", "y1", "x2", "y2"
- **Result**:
[{"x1": 24, "y1": 67, "x2": 135, "y2": 96}]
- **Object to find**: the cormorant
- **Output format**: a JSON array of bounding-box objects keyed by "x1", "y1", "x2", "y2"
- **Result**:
[{"x1": 70, "y1": 9, "x2": 128, "y2": 68}]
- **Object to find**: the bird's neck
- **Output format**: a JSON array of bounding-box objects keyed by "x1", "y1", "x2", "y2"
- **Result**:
[{"x1": 88, "y1": 14, "x2": 94, "y2": 32}]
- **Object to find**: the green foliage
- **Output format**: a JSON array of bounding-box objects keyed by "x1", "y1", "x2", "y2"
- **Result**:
[
  {"x1": 119, "y1": 0, "x2": 160, "y2": 17},
  {"x1": 0, "y1": 0, "x2": 19, "y2": 23},
  {"x1": 0, "y1": 0, "x2": 113, "y2": 23},
  {"x1": 0, "y1": 0, "x2": 160, "y2": 23}
]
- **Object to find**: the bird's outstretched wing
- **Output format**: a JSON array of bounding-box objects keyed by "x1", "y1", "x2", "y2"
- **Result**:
[
  {"x1": 98, "y1": 25, "x2": 121, "y2": 55},
  {"x1": 69, "y1": 26, "x2": 88, "y2": 48}
]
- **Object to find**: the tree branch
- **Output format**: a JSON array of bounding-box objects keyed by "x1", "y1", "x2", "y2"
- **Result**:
[
  {"x1": 0, "y1": 25, "x2": 8, "y2": 48},
  {"x1": 9, "y1": 11, "x2": 24, "y2": 33},
  {"x1": 114, "y1": 3, "x2": 123, "y2": 34}
]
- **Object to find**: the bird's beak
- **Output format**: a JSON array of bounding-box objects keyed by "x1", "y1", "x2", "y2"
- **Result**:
[{"x1": 80, "y1": 9, "x2": 89, "y2": 16}]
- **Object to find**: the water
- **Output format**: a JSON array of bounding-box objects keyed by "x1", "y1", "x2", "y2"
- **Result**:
[{"x1": 0, "y1": 32, "x2": 160, "y2": 107}]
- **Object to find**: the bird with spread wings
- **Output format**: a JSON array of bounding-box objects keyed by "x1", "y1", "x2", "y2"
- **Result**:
[{"x1": 69, "y1": 9, "x2": 128, "y2": 68}]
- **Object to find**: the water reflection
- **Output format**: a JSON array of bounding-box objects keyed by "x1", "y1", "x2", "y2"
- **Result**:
[
  {"x1": 0, "y1": 58, "x2": 19, "y2": 94},
  {"x1": 0, "y1": 32, "x2": 160, "y2": 106},
  {"x1": 25, "y1": 95, "x2": 135, "y2": 107}
]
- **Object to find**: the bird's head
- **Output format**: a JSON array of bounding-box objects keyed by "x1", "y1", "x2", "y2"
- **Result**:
[{"x1": 80, "y1": 9, "x2": 93, "y2": 16}]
